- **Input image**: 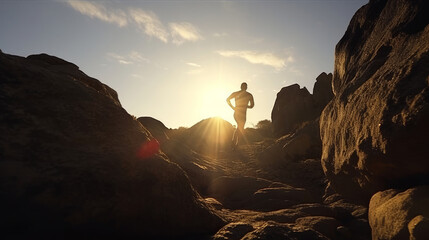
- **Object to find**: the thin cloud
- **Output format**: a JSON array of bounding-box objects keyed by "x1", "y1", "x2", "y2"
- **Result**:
[
  {"x1": 169, "y1": 22, "x2": 203, "y2": 45},
  {"x1": 217, "y1": 50, "x2": 291, "y2": 70},
  {"x1": 107, "y1": 53, "x2": 132, "y2": 65},
  {"x1": 107, "y1": 52, "x2": 149, "y2": 65},
  {"x1": 66, "y1": 0, "x2": 127, "y2": 27},
  {"x1": 185, "y1": 62, "x2": 203, "y2": 75},
  {"x1": 129, "y1": 9, "x2": 169, "y2": 43},
  {"x1": 66, "y1": 1, "x2": 204, "y2": 45},
  {"x1": 131, "y1": 73, "x2": 144, "y2": 79},
  {"x1": 129, "y1": 51, "x2": 150, "y2": 63},
  {"x1": 213, "y1": 32, "x2": 228, "y2": 38},
  {"x1": 186, "y1": 62, "x2": 202, "y2": 68}
]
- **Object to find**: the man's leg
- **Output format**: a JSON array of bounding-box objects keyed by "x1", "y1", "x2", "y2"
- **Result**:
[
  {"x1": 232, "y1": 110, "x2": 246, "y2": 149},
  {"x1": 238, "y1": 121, "x2": 245, "y2": 142},
  {"x1": 232, "y1": 112, "x2": 241, "y2": 149},
  {"x1": 232, "y1": 127, "x2": 239, "y2": 147}
]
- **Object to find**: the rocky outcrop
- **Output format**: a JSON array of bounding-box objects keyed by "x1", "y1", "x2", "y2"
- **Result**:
[
  {"x1": 182, "y1": 117, "x2": 234, "y2": 155},
  {"x1": 313, "y1": 73, "x2": 334, "y2": 113},
  {"x1": 320, "y1": 0, "x2": 429, "y2": 200},
  {"x1": 369, "y1": 186, "x2": 429, "y2": 240},
  {"x1": 0, "y1": 51, "x2": 223, "y2": 238},
  {"x1": 137, "y1": 116, "x2": 170, "y2": 143},
  {"x1": 272, "y1": 84, "x2": 315, "y2": 136},
  {"x1": 272, "y1": 73, "x2": 333, "y2": 136}
]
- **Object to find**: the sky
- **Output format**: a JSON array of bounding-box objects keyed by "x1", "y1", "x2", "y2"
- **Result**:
[{"x1": 0, "y1": 0, "x2": 367, "y2": 129}]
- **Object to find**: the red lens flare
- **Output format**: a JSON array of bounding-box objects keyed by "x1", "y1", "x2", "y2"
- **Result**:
[{"x1": 137, "y1": 138, "x2": 160, "y2": 159}]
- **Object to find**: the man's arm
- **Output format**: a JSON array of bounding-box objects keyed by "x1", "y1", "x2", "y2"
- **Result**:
[
  {"x1": 226, "y1": 92, "x2": 236, "y2": 110},
  {"x1": 248, "y1": 94, "x2": 254, "y2": 109}
]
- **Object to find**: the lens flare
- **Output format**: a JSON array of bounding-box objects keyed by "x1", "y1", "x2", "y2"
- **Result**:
[{"x1": 137, "y1": 138, "x2": 160, "y2": 159}]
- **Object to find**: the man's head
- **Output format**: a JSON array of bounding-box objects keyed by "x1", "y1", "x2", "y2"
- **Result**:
[{"x1": 240, "y1": 82, "x2": 248, "y2": 91}]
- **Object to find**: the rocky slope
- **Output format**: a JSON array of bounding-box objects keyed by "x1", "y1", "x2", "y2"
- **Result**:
[{"x1": 0, "y1": 51, "x2": 223, "y2": 239}]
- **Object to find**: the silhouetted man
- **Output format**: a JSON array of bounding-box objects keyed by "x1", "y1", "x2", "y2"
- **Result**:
[{"x1": 227, "y1": 82, "x2": 254, "y2": 149}]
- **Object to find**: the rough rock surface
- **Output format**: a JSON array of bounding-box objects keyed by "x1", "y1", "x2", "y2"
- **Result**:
[
  {"x1": 320, "y1": 0, "x2": 429, "y2": 200},
  {"x1": 0, "y1": 52, "x2": 223, "y2": 238},
  {"x1": 369, "y1": 186, "x2": 429, "y2": 240}
]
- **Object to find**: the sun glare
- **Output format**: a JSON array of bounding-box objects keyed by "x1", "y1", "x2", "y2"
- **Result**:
[{"x1": 201, "y1": 84, "x2": 234, "y2": 124}]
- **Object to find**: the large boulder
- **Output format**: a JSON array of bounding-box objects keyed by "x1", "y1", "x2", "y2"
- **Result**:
[
  {"x1": 369, "y1": 186, "x2": 429, "y2": 240},
  {"x1": 272, "y1": 73, "x2": 333, "y2": 137},
  {"x1": 0, "y1": 52, "x2": 223, "y2": 238},
  {"x1": 320, "y1": 0, "x2": 429, "y2": 200},
  {"x1": 272, "y1": 84, "x2": 315, "y2": 136}
]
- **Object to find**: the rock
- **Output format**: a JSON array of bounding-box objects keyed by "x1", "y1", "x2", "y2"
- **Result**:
[
  {"x1": 281, "y1": 120, "x2": 322, "y2": 161},
  {"x1": 408, "y1": 215, "x2": 429, "y2": 240},
  {"x1": 26, "y1": 53, "x2": 121, "y2": 106},
  {"x1": 313, "y1": 72, "x2": 334, "y2": 113},
  {"x1": 272, "y1": 84, "x2": 315, "y2": 136},
  {"x1": 336, "y1": 226, "x2": 352, "y2": 239},
  {"x1": 320, "y1": 0, "x2": 429, "y2": 200},
  {"x1": 204, "y1": 197, "x2": 224, "y2": 210},
  {"x1": 252, "y1": 208, "x2": 308, "y2": 224},
  {"x1": 251, "y1": 187, "x2": 317, "y2": 211},
  {"x1": 368, "y1": 186, "x2": 429, "y2": 240},
  {"x1": 0, "y1": 51, "x2": 224, "y2": 238},
  {"x1": 163, "y1": 139, "x2": 219, "y2": 195},
  {"x1": 241, "y1": 222, "x2": 291, "y2": 240},
  {"x1": 137, "y1": 116, "x2": 170, "y2": 143},
  {"x1": 207, "y1": 176, "x2": 272, "y2": 208},
  {"x1": 293, "y1": 203, "x2": 336, "y2": 218},
  {"x1": 258, "y1": 119, "x2": 323, "y2": 173},
  {"x1": 213, "y1": 222, "x2": 254, "y2": 240},
  {"x1": 272, "y1": 73, "x2": 334, "y2": 137},
  {"x1": 295, "y1": 216, "x2": 341, "y2": 240},
  {"x1": 182, "y1": 117, "x2": 234, "y2": 155}
]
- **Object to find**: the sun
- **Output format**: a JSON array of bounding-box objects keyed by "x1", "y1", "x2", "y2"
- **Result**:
[{"x1": 201, "y1": 84, "x2": 234, "y2": 124}]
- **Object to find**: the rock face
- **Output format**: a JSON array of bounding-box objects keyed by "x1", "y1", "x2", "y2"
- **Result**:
[
  {"x1": 320, "y1": 0, "x2": 429, "y2": 200},
  {"x1": 369, "y1": 186, "x2": 429, "y2": 240},
  {"x1": 0, "y1": 52, "x2": 223, "y2": 238},
  {"x1": 272, "y1": 73, "x2": 333, "y2": 136}
]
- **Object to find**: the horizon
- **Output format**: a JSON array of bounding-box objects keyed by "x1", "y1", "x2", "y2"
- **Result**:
[{"x1": 0, "y1": 0, "x2": 367, "y2": 128}]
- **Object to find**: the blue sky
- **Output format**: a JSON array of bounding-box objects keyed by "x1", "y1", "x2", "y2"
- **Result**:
[{"x1": 0, "y1": 0, "x2": 367, "y2": 128}]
